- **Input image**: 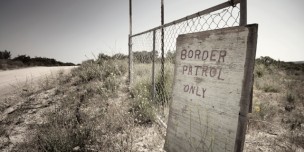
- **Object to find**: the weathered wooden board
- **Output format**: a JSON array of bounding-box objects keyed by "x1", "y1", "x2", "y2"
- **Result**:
[{"x1": 164, "y1": 24, "x2": 258, "y2": 152}]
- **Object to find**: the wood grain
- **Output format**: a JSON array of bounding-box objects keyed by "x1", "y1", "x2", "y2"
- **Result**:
[{"x1": 164, "y1": 25, "x2": 258, "y2": 152}]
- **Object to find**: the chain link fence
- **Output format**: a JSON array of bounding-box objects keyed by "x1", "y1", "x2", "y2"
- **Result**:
[{"x1": 130, "y1": 2, "x2": 241, "y2": 122}]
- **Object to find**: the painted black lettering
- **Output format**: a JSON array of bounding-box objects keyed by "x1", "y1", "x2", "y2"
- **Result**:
[
  {"x1": 188, "y1": 50, "x2": 193, "y2": 58},
  {"x1": 210, "y1": 50, "x2": 218, "y2": 62},
  {"x1": 219, "y1": 50, "x2": 226, "y2": 63},
  {"x1": 202, "y1": 88, "x2": 207, "y2": 98},
  {"x1": 189, "y1": 86, "x2": 195, "y2": 94},
  {"x1": 194, "y1": 66, "x2": 202, "y2": 76},
  {"x1": 202, "y1": 51, "x2": 208, "y2": 61},
  {"x1": 202, "y1": 65, "x2": 208, "y2": 77},
  {"x1": 183, "y1": 65, "x2": 188, "y2": 75},
  {"x1": 181, "y1": 49, "x2": 187, "y2": 60},
  {"x1": 196, "y1": 86, "x2": 201, "y2": 96},
  {"x1": 194, "y1": 50, "x2": 201, "y2": 59},
  {"x1": 210, "y1": 67, "x2": 217, "y2": 77},
  {"x1": 188, "y1": 66, "x2": 192, "y2": 75},
  {"x1": 184, "y1": 85, "x2": 189, "y2": 92},
  {"x1": 217, "y1": 67, "x2": 224, "y2": 80}
]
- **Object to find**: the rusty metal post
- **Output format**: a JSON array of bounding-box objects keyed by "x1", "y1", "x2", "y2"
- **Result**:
[
  {"x1": 160, "y1": 0, "x2": 165, "y2": 102},
  {"x1": 152, "y1": 30, "x2": 156, "y2": 102},
  {"x1": 128, "y1": 0, "x2": 133, "y2": 85},
  {"x1": 240, "y1": 0, "x2": 247, "y2": 26}
]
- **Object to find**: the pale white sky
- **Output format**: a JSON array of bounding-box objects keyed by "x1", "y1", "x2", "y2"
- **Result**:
[{"x1": 0, "y1": 0, "x2": 303, "y2": 63}]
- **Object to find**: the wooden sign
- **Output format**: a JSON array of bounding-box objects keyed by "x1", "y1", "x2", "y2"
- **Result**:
[{"x1": 165, "y1": 25, "x2": 258, "y2": 152}]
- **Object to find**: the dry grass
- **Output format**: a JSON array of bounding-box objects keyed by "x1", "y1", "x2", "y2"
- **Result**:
[
  {"x1": 245, "y1": 62, "x2": 304, "y2": 151},
  {"x1": 131, "y1": 62, "x2": 174, "y2": 124},
  {"x1": 1, "y1": 56, "x2": 303, "y2": 152},
  {"x1": 0, "y1": 58, "x2": 165, "y2": 152}
]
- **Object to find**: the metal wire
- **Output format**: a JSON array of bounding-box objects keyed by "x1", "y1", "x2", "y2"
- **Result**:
[{"x1": 131, "y1": 4, "x2": 240, "y2": 120}]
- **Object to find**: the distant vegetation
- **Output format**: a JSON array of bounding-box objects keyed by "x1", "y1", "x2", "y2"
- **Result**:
[
  {"x1": 0, "y1": 53, "x2": 303, "y2": 151},
  {"x1": 0, "y1": 50, "x2": 75, "y2": 70},
  {"x1": 256, "y1": 56, "x2": 304, "y2": 72}
]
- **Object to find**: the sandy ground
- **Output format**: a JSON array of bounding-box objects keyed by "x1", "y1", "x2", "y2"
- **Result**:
[{"x1": 0, "y1": 66, "x2": 76, "y2": 98}]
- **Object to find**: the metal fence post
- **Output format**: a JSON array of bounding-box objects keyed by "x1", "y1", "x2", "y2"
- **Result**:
[
  {"x1": 160, "y1": 0, "x2": 165, "y2": 102},
  {"x1": 128, "y1": 0, "x2": 133, "y2": 85},
  {"x1": 152, "y1": 30, "x2": 156, "y2": 102},
  {"x1": 240, "y1": 0, "x2": 247, "y2": 26}
]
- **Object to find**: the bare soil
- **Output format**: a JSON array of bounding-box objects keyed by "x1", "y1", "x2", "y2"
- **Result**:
[{"x1": 0, "y1": 66, "x2": 76, "y2": 98}]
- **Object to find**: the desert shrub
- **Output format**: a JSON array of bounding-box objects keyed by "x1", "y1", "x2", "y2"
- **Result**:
[
  {"x1": 252, "y1": 100, "x2": 277, "y2": 121},
  {"x1": 248, "y1": 100, "x2": 278, "y2": 132},
  {"x1": 263, "y1": 84, "x2": 280, "y2": 93},
  {"x1": 11, "y1": 60, "x2": 25, "y2": 68},
  {"x1": 57, "y1": 71, "x2": 72, "y2": 85},
  {"x1": 38, "y1": 74, "x2": 57, "y2": 91},
  {"x1": 133, "y1": 64, "x2": 151, "y2": 79},
  {"x1": 103, "y1": 75, "x2": 120, "y2": 94},
  {"x1": 0, "y1": 125, "x2": 6, "y2": 137},
  {"x1": 112, "y1": 53, "x2": 128, "y2": 60},
  {"x1": 288, "y1": 132, "x2": 304, "y2": 149},
  {"x1": 32, "y1": 109, "x2": 93, "y2": 152},
  {"x1": 73, "y1": 59, "x2": 127, "y2": 83},
  {"x1": 0, "y1": 50, "x2": 11, "y2": 59},
  {"x1": 130, "y1": 63, "x2": 174, "y2": 124},
  {"x1": 72, "y1": 60, "x2": 102, "y2": 82},
  {"x1": 166, "y1": 50, "x2": 176, "y2": 63},
  {"x1": 0, "y1": 63, "x2": 7, "y2": 70},
  {"x1": 287, "y1": 93, "x2": 295, "y2": 103},
  {"x1": 133, "y1": 51, "x2": 155, "y2": 63},
  {"x1": 12, "y1": 54, "x2": 75, "y2": 67},
  {"x1": 97, "y1": 53, "x2": 111, "y2": 61},
  {"x1": 254, "y1": 63, "x2": 266, "y2": 78},
  {"x1": 254, "y1": 62, "x2": 284, "y2": 93},
  {"x1": 17, "y1": 89, "x2": 94, "y2": 152},
  {"x1": 12, "y1": 78, "x2": 38, "y2": 97},
  {"x1": 131, "y1": 79, "x2": 155, "y2": 124},
  {"x1": 155, "y1": 68, "x2": 173, "y2": 105}
]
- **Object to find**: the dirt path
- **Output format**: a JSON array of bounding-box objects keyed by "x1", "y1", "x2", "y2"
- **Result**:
[
  {"x1": 0, "y1": 66, "x2": 76, "y2": 151},
  {"x1": 0, "y1": 66, "x2": 76, "y2": 98}
]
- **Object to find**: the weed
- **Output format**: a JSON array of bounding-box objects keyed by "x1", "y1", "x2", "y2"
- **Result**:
[
  {"x1": 38, "y1": 74, "x2": 57, "y2": 91},
  {"x1": 73, "y1": 60, "x2": 103, "y2": 82},
  {"x1": 131, "y1": 79, "x2": 155, "y2": 124},
  {"x1": 0, "y1": 125, "x2": 6, "y2": 137},
  {"x1": 287, "y1": 93, "x2": 295, "y2": 103},
  {"x1": 57, "y1": 71, "x2": 72, "y2": 85},
  {"x1": 104, "y1": 74, "x2": 119, "y2": 91},
  {"x1": 263, "y1": 84, "x2": 280, "y2": 93},
  {"x1": 12, "y1": 78, "x2": 37, "y2": 97},
  {"x1": 252, "y1": 100, "x2": 277, "y2": 121},
  {"x1": 34, "y1": 111, "x2": 93, "y2": 152},
  {"x1": 155, "y1": 67, "x2": 173, "y2": 105},
  {"x1": 254, "y1": 63, "x2": 266, "y2": 78}
]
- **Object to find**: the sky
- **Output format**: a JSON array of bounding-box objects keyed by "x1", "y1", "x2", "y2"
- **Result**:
[{"x1": 0, "y1": 0, "x2": 303, "y2": 64}]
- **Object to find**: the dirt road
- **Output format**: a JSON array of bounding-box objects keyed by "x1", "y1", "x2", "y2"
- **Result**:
[{"x1": 0, "y1": 66, "x2": 76, "y2": 98}]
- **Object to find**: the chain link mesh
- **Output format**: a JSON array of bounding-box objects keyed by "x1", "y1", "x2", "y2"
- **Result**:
[{"x1": 131, "y1": 4, "x2": 240, "y2": 121}]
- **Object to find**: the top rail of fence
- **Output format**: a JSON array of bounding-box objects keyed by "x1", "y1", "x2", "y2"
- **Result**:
[{"x1": 131, "y1": 0, "x2": 240, "y2": 38}]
